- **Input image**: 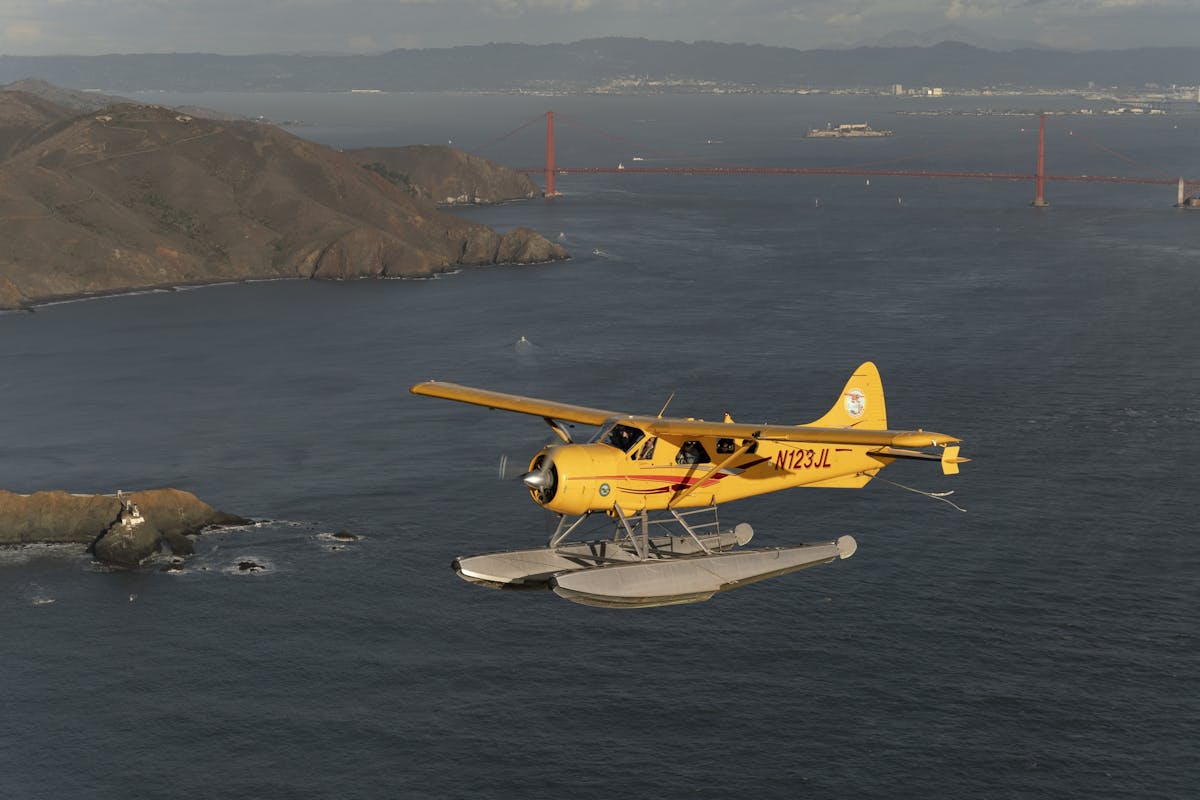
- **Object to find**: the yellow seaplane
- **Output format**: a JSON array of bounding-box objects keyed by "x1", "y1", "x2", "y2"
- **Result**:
[{"x1": 411, "y1": 361, "x2": 966, "y2": 608}]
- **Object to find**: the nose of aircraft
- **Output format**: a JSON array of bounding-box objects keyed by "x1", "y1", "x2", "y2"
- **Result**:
[
  {"x1": 521, "y1": 468, "x2": 552, "y2": 490},
  {"x1": 522, "y1": 449, "x2": 559, "y2": 504},
  {"x1": 523, "y1": 444, "x2": 625, "y2": 515}
]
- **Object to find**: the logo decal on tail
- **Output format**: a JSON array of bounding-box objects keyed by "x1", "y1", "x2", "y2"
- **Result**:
[{"x1": 844, "y1": 389, "x2": 866, "y2": 419}]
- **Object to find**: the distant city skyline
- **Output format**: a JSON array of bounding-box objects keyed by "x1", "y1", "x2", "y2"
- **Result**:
[{"x1": 1, "y1": 1, "x2": 1197, "y2": 57}]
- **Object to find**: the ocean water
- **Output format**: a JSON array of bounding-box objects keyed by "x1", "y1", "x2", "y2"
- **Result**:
[{"x1": 1, "y1": 93, "x2": 1197, "y2": 799}]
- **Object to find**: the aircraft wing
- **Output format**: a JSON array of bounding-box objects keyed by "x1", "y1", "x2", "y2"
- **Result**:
[
  {"x1": 631, "y1": 417, "x2": 960, "y2": 449},
  {"x1": 410, "y1": 381, "x2": 961, "y2": 448},
  {"x1": 410, "y1": 381, "x2": 621, "y2": 426}
]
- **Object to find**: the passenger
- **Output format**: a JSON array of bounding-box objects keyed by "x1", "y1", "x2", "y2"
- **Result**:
[{"x1": 677, "y1": 441, "x2": 701, "y2": 465}]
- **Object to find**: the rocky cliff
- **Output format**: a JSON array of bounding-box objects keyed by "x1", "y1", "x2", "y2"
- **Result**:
[{"x1": 0, "y1": 95, "x2": 564, "y2": 310}]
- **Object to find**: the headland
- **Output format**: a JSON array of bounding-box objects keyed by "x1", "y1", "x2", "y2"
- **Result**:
[{"x1": 0, "y1": 87, "x2": 564, "y2": 311}]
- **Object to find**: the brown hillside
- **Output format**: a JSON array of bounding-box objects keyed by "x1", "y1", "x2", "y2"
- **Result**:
[
  {"x1": 0, "y1": 90, "x2": 73, "y2": 158},
  {"x1": 0, "y1": 103, "x2": 565, "y2": 309},
  {"x1": 350, "y1": 144, "x2": 540, "y2": 205}
]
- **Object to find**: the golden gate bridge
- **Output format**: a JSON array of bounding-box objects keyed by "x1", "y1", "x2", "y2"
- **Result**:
[{"x1": 472, "y1": 111, "x2": 1198, "y2": 207}]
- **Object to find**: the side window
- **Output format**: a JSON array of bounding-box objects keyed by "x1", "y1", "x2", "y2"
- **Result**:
[
  {"x1": 716, "y1": 438, "x2": 736, "y2": 454},
  {"x1": 636, "y1": 437, "x2": 657, "y2": 460},
  {"x1": 676, "y1": 440, "x2": 711, "y2": 465}
]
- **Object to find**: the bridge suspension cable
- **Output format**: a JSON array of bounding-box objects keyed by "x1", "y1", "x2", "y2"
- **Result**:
[{"x1": 467, "y1": 113, "x2": 547, "y2": 157}]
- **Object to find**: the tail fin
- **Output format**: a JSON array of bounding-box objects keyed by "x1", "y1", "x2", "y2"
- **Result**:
[{"x1": 807, "y1": 362, "x2": 888, "y2": 429}]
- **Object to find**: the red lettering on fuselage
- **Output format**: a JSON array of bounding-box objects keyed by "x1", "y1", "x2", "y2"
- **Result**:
[{"x1": 773, "y1": 447, "x2": 834, "y2": 471}]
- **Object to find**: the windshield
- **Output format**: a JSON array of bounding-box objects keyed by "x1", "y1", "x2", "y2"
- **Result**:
[{"x1": 595, "y1": 421, "x2": 646, "y2": 453}]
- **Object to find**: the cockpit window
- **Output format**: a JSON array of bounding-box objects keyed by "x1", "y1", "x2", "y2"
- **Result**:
[
  {"x1": 636, "y1": 437, "x2": 657, "y2": 460},
  {"x1": 601, "y1": 423, "x2": 645, "y2": 453},
  {"x1": 676, "y1": 440, "x2": 711, "y2": 465},
  {"x1": 716, "y1": 438, "x2": 736, "y2": 454}
]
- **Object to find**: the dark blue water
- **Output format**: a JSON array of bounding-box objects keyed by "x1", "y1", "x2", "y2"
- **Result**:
[{"x1": 2, "y1": 94, "x2": 1197, "y2": 799}]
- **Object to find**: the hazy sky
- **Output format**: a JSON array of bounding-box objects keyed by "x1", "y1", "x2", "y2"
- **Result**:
[{"x1": 2, "y1": 0, "x2": 1197, "y2": 56}]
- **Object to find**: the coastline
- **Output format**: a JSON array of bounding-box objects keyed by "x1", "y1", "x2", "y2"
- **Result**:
[
  {"x1": 5, "y1": 276, "x2": 297, "y2": 313},
  {"x1": 2, "y1": 252, "x2": 570, "y2": 313}
]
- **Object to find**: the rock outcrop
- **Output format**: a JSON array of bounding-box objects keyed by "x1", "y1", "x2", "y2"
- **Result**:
[
  {"x1": 92, "y1": 501, "x2": 164, "y2": 567},
  {"x1": 0, "y1": 488, "x2": 247, "y2": 566},
  {"x1": 0, "y1": 95, "x2": 566, "y2": 310}
]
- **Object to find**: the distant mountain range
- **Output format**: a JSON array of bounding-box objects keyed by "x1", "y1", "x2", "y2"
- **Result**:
[
  {"x1": 856, "y1": 25, "x2": 1051, "y2": 52},
  {"x1": 2, "y1": 38, "x2": 1199, "y2": 93}
]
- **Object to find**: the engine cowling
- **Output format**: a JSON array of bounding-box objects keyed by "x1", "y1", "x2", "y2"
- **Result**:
[{"x1": 523, "y1": 444, "x2": 624, "y2": 516}]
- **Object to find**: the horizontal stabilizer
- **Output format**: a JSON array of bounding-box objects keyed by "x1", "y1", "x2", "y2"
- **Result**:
[
  {"x1": 872, "y1": 446, "x2": 937, "y2": 461},
  {"x1": 871, "y1": 445, "x2": 969, "y2": 475}
]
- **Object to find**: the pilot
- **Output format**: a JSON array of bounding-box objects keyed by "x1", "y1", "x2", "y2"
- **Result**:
[{"x1": 609, "y1": 425, "x2": 636, "y2": 450}]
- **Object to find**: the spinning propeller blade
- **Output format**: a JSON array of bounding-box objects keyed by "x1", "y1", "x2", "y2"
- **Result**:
[
  {"x1": 497, "y1": 454, "x2": 528, "y2": 480},
  {"x1": 497, "y1": 436, "x2": 558, "y2": 481}
]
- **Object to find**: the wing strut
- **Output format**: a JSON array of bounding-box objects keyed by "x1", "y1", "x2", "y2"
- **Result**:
[
  {"x1": 668, "y1": 440, "x2": 756, "y2": 509},
  {"x1": 543, "y1": 417, "x2": 573, "y2": 443}
]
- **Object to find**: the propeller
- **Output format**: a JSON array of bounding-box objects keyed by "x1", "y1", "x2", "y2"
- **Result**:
[
  {"x1": 497, "y1": 454, "x2": 526, "y2": 480},
  {"x1": 520, "y1": 447, "x2": 560, "y2": 505},
  {"x1": 497, "y1": 435, "x2": 557, "y2": 480},
  {"x1": 497, "y1": 445, "x2": 561, "y2": 505}
]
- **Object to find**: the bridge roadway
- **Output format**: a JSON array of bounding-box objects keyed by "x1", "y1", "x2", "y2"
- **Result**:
[{"x1": 520, "y1": 165, "x2": 1185, "y2": 187}]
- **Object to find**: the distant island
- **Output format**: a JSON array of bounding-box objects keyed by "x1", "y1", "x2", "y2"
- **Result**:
[
  {"x1": 0, "y1": 85, "x2": 562, "y2": 310},
  {"x1": 0, "y1": 488, "x2": 247, "y2": 567},
  {"x1": 806, "y1": 122, "x2": 894, "y2": 138}
]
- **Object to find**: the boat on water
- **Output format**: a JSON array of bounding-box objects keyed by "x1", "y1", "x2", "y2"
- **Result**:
[{"x1": 807, "y1": 122, "x2": 893, "y2": 138}]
